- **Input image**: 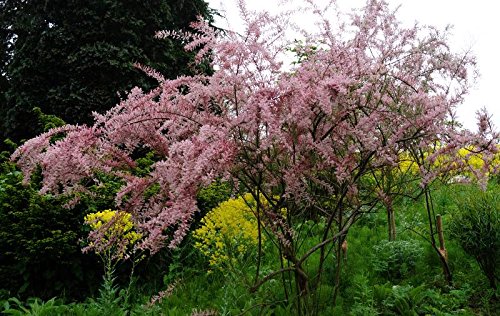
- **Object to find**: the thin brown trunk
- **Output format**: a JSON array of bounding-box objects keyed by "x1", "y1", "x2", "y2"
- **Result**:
[
  {"x1": 332, "y1": 207, "x2": 343, "y2": 304},
  {"x1": 295, "y1": 264, "x2": 309, "y2": 297},
  {"x1": 387, "y1": 202, "x2": 396, "y2": 241},
  {"x1": 425, "y1": 187, "x2": 452, "y2": 284},
  {"x1": 437, "y1": 248, "x2": 452, "y2": 284}
]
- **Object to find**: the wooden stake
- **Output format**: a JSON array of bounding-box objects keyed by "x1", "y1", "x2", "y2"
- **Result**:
[{"x1": 436, "y1": 215, "x2": 448, "y2": 261}]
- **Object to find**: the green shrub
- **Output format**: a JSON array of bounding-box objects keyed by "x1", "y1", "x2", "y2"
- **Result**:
[
  {"x1": 372, "y1": 240, "x2": 423, "y2": 282},
  {"x1": 0, "y1": 144, "x2": 176, "y2": 300},
  {"x1": 448, "y1": 184, "x2": 500, "y2": 289},
  {"x1": 196, "y1": 180, "x2": 232, "y2": 214},
  {"x1": 349, "y1": 282, "x2": 473, "y2": 316},
  {"x1": 0, "y1": 160, "x2": 102, "y2": 299}
]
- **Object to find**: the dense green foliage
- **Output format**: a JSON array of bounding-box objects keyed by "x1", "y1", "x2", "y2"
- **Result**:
[
  {"x1": 449, "y1": 185, "x2": 500, "y2": 290},
  {"x1": 0, "y1": 134, "x2": 233, "y2": 301},
  {"x1": 371, "y1": 239, "x2": 423, "y2": 282},
  {"x1": 196, "y1": 180, "x2": 232, "y2": 215},
  {"x1": 0, "y1": 0, "x2": 213, "y2": 143},
  {"x1": 0, "y1": 159, "x2": 101, "y2": 300},
  {"x1": 2, "y1": 183, "x2": 499, "y2": 314}
]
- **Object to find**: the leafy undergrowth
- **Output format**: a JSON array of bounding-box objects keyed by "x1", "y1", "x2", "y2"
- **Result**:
[{"x1": 2, "y1": 185, "x2": 499, "y2": 315}]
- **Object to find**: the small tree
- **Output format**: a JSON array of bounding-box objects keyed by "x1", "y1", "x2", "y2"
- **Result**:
[{"x1": 12, "y1": 0, "x2": 498, "y2": 310}]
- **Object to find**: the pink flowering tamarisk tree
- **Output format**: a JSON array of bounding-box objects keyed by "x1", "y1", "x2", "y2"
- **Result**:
[{"x1": 11, "y1": 0, "x2": 498, "y2": 307}]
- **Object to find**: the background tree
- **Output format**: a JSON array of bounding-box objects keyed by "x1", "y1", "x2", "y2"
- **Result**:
[
  {"x1": 0, "y1": 0, "x2": 214, "y2": 144},
  {"x1": 0, "y1": 0, "x2": 12, "y2": 114}
]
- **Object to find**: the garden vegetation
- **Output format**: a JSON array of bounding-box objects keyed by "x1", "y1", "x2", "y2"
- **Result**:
[{"x1": 1, "y1": 0, "x2": 499, "y2": 314}]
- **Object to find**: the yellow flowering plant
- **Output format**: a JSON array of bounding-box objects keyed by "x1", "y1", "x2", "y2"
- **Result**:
[
  {"x1": 193, "y1": 193, "x2": 264, "y2": 271},
  {"x1": 83, "y1": 209, "x2": 143, "y2": 305},
  {"x1": 455, "y1": 146, "x2": 500, "y2": 174},
  {"x1": 84, "y1": 209, "x2": 142, "y2": 263},
  {"x1": 397, "y1": 145, "x2": 500, "y2": 179},
  {"x1": 85, "y1": 210, "x2": 142, "y2": 248}
]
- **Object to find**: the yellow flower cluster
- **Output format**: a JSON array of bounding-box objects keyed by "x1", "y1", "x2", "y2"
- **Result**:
[
  {"x1": 85, "y1": 210, "x2": 142, "y2": 246},
  {"x1": 397, "y1": 146, "x2": 500, "y2": 176},
  {"x1": 456, "y1": 147, "x2": 496, "y2": 171},
  {"x1": 398, "y1": 152, "x2": 420, "y2": 175},
  {"x1": 193, "y1": 193, "x2": 263, "y2": 270}
]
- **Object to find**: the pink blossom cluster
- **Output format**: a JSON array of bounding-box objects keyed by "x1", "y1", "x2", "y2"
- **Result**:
[{"x1": 12, "y1": 0, "x2": 498, "y2": 252}]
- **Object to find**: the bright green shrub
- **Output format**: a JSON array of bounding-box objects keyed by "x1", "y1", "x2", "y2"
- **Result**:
[
  {"x1": 348, "y1": 281, "x2": 473, "y2": 315},
  {"x1": 196, "y1": 180, "x2": 232, "y2": 214},
  {"x1": 372, "y1": 240, "x2": 423, "y2": 281},
  {"x1": 449, "y1": 185, "x2": 500, "y2": 289}
]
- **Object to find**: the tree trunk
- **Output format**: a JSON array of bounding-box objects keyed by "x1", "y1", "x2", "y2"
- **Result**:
[
  {"x1": 295, "y1": 265, "x2": 309, "y2": 296},
  {"x1": 424, "y1": 188, "x2": 452, "y2": 285},
  {"x1": 333, "y1": 209, "x2": 344, "y2": 304},
  {"x1": 387, "y1": 202, "x2": 396, "y2": 241}
]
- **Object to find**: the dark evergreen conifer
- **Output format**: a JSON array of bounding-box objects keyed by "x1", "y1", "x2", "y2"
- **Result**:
[{"x1": 0, "y1": 0, "x2": 213, "y2": 143}]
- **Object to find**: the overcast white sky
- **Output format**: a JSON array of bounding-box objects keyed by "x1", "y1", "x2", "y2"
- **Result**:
[{"x1": 207, "y1": 0, "x2": 500, "y2": 131}]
